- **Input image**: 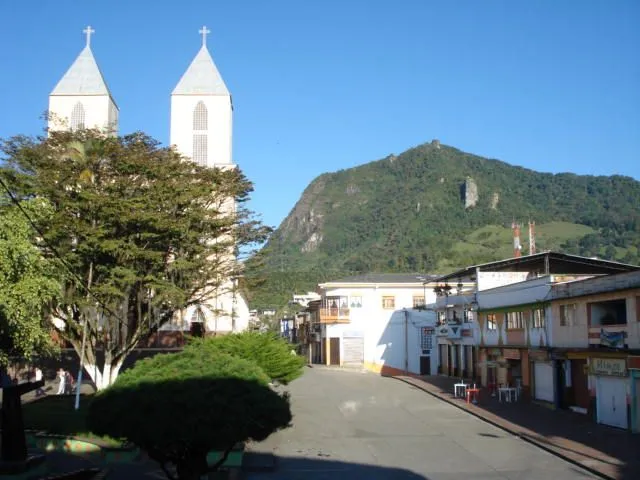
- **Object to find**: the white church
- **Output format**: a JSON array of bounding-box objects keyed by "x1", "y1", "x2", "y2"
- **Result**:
[{"x1": 47, "y1": 26, "x2": 251, "y2": 339}]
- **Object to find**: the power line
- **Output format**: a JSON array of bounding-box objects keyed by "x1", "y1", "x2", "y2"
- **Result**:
[{"x1": 0, "y1": 174, "x2": 124, "y2": 323}]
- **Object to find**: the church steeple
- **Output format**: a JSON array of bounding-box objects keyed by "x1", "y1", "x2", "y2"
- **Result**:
[
  {"x1": 48, "y1": 26, "x2": 118, "y2": 134},
  {"x1": 170, "y1": 26, "x2": 233, "y2": 167},
  {"x1": 172, "y1": 26, "x2": 230, "y2": 96}
]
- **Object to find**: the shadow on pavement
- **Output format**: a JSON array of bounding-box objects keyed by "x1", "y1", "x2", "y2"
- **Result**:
[
  {"x1": 244, "y1": 453, "x2": 427, "y2": 479},
  {"x1": 412, "y1": 375, "x2": 640, "y2": 480}
]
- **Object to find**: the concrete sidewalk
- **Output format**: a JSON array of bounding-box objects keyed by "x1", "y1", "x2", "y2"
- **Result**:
[{"x1": 395, "y1": 375, "x2": 640, "y2": 480}]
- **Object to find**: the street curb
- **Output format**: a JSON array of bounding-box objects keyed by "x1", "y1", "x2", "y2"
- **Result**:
[{"x1": 393, "y1": 376, "x2": 613, "y2": 480}]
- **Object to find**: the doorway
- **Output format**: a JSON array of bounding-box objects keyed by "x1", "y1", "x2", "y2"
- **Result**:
[
  {"x1": 329, "y1": 337, "x2": 341, "y2": 366},
  {"x1": 420, "y1": 356, "x2": 431, "y2": 375}
]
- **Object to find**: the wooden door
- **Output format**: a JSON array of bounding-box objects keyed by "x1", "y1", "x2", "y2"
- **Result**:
[
  {"x1": 420, "y1": 356, "x2": 431, "y2": 375},
  {"x1": 329, "y1": 337, "x2": 341, "y2": 366},
  {"x1": 571, "y1": 359, "x2": 589, "y2": 409}
]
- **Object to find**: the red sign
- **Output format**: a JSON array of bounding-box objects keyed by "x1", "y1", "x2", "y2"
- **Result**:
[{"x1": 503, "y1": 348, "x2": 521, "y2": 360}]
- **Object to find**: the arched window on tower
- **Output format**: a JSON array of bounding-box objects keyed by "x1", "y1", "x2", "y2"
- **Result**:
[
  {"x1": 192, "y1": 101, "x2": 208, "y2": 166},
  {"x1": 190, "y1": 306, "x2": 206, "y2": 338},
  {"x1": 70, "y1": 102, "x2": 85, "y2": 130},
  {"x1": 193, "y1": 101, "x2": 208, "y2": 130}
]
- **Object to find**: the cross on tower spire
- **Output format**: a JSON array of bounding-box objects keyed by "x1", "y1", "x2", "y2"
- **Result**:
[
  {"x1": 199, "y1": 25, "x2": 210, "y2": 47},
  {"x1": 83, "y1": 25, "x2": 95, "y2": 47}
]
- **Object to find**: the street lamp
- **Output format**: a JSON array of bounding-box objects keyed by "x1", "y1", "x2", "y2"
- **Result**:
[{"x1": 75, "y1": 314, "x2": 90, "y2": 410}]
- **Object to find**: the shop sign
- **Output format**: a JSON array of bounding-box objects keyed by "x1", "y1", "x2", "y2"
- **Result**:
[
  {"x1": 436, "y1": 325, "x2": 462, "y2": 339},
  {"x1": 590, "y1": 357, "x2": 627, "y2": 377},
  {"x1": 503, "y1": 348, "x2": 521, "y2": 360},
  {"x1": 529, "y1": 349, "x2": 549, "y2": 362},
  {"x1": 628, "y1": 356, "x2": 640, "y2": 370},
  {"x1": 436, "y1": 326, "x2": 449, "y2": 337},
  {"x1": 488, "y1": 348, "x2": 502, "y2": 356},
  {"x1": 462, "y1": 328, "x2": 473, "y2": 337},
  {"x1": 478, "y1": 360, "x2": 498, "y2": 368}
]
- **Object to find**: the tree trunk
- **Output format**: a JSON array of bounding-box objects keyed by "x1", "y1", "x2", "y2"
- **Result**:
[{"x1": 82, "y1": 355, "x2": 126, "y2": 391}]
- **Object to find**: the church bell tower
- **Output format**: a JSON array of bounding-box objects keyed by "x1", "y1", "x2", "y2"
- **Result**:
[
  {"x1": 48, "y1": 26, "x2": 118, "y2": 134},
  {"x1": 170, "y1": 26, "x2": 233, "y2": 168}
]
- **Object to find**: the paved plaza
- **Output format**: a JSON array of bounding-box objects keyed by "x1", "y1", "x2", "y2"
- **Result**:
[{"x1": 245, "y1": 367, "x2": 597, "y2": 480}]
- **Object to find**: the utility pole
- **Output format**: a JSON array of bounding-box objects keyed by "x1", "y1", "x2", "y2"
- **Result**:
[
  {"x1": 512, "y1": 221, "x2": 522, "y2": 258},
  {"x1": 404, "y1": 309, "x2": 409, "y2": 374},
  {"x1": 528, "y1": 221, "x2": 536, "y2": 256}
]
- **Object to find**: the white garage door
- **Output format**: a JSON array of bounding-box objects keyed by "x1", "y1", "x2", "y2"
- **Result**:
[
  {"x1": 343, "y1": 337, "x2": 364, "y2": 365},
  {"x1": 596, "y1": 376, "x2": 628, "y2": 429},
  {"x1": 534, "y1": 362, "x2": 554, "y2": 402}
]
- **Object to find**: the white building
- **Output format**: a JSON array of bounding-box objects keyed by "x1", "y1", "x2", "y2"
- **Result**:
[
  {"x1": 48, "y1": 26, "x2": 250, "y2": 337},
  {"x1": 314, "y1": 273, "x2": 439, "y2": 375}
]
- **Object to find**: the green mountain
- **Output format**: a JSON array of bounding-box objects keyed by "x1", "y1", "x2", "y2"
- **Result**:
[{"x1": 248, "y1": 141, "x2": 640, "y2": 310}]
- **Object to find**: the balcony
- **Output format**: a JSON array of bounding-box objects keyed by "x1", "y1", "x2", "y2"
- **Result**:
[
  {"x1": 588, "y1": 299, "x2": 628, "y2": 348},
  {"x1": 435, "y1": 294, "x2": 475, "y2": 309},
  {"x1": 318, "y1": 307, "x2": 350, "y2": 324}
]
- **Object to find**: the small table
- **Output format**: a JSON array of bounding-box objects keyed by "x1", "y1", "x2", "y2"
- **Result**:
[
  {"x1": 498, "y1": 387, "x2": 519, "y2": 403},
  {"x1": 454, "y1": 383, "x2": 469, "y2": 398},
  {"x1": 466, "y1": 388, "x2": 480, "y2": 404}
]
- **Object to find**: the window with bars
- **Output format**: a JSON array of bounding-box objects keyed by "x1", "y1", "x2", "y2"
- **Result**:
[
  {"x1": 70, "y1": 102, "x2": 85, "y2": 130},
  {"x1": 486, "y1": 313, "x2": 497, "y2": 330},
  {"x1": 421, "y1": 327, "x2": 433, "y2": 352},
  {"x1": 382, "y1": 296, "x2": 395, "y2": 309},
  {"x1": 192, "y1": 101, "x2": 208, "y2": 165},
  {"x1": 191, "y1": 307, "x2": 206, "y2": 323},
  {"x1": 506, "y1": 311, "x2": 524, "y2": 330},
  {"x1": 413, "y1": 296, "x2": 425, "y2": 308},
  {"x1": 560, "y1": 304, "x2": 576, "y2": 327},
  {"x1": 193, "y1": 101, "x2": 208, "y2": 130},
  {"x1": 193, "y1": 134, "x2": 208, "y2": 166},
  {"x1": 532, "y1": 308, "x2": 545, "y2": 329}
]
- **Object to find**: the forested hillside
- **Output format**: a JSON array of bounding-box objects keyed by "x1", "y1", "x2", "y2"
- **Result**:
[{"x1": 247, "y1": 141, "x2": 640, "y2": 310}]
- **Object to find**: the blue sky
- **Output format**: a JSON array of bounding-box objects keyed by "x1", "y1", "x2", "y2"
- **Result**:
[{"x1": 1, "y1": 0, "x2": 638, "y2": 229}]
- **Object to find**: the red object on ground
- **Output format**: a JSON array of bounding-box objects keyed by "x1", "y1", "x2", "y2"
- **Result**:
[{"x1": 466, "y1": 388, "x2": 480, "y2": 404}]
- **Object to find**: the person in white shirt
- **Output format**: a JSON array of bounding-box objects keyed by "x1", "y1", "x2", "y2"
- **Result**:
[
  {"x1": 56, "y1": 368, "x2": 66, "y2": 395},
  {"x1": 33, "y1": 367, "x2": 46, "y2": 397}
]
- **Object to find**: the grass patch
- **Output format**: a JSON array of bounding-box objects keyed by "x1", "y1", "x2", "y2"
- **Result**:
[{"x1": 21, "y1": 395, "x2": 124, "y2": 447}]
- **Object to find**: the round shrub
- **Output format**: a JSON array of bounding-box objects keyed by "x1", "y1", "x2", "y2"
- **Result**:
[{"x1": 87, "y1": 348, "x2": 291, "y2": 480}]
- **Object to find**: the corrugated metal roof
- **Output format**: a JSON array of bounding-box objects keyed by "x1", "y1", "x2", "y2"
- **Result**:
[
  {"x1": 325, "y1": 273, "x2": 440, "y2": 284},
  {"x1": 50, "y1": 46, "x2": 113, "y2": 97},
  {"x1": 434, "y1": 251, "x2": 639, "y2": 283},
  {"x1": 172, "y1": 46, "x2": 229, "y2": 96}
]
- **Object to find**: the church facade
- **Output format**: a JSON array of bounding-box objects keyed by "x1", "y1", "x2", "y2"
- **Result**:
[{"x1": 48, "y1": 26, "x2": 251, "y2": 339}]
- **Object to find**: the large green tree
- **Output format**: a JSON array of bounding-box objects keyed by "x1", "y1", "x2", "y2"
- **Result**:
[
  {"x1": 0, "y1": 200, "x2": 60, "y2": 367},
  {"x1": 0, "y1": 129, "x2": 270, "y2": 388}
]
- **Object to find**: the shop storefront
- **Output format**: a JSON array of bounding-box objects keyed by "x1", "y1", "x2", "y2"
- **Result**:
[
  {"x1": 478, "y1": 347, "x2": 529, "y2": 396},
  {"x1": 590, "y1": 357, "x2": 629, "y2": 429}
]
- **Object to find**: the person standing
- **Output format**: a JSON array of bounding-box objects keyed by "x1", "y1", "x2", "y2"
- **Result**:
[
  {"x1": 56, "y1": 368, "x2": 66, "y2": 395},
  {"x1": 33, "y1": 367, "x2": 46, "y2": 397}
]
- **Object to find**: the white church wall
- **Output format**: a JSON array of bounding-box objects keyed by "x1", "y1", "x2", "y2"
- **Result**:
[
  {"x1": 49, "y1": 95, "x2": 118, "y2": 133},
  {"x1": 170, "y1": 95, "x2": 232, "y2": 167}
]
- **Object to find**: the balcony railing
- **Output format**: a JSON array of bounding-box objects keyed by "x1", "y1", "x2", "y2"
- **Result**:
[{"x1": 318, "y1": 307, "x2": 350, "y2": 324}]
